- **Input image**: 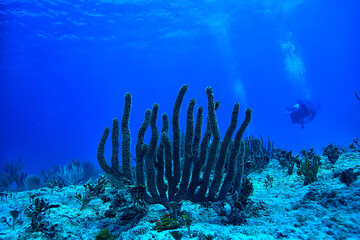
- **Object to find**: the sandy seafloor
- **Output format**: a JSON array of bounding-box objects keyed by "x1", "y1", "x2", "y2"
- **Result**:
[{"x1": 1, "y1": 152, "x2": 359, "y2": 240}]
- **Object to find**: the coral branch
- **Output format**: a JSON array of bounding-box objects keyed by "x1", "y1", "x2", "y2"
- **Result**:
[{"x1": 97, "y1": 85, "x2": 252, "y2": 209}]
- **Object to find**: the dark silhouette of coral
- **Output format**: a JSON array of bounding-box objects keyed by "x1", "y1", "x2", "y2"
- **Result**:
[
  {"x1": 97, "y1": 85, "x2": 252, "y2": 209},
  {"x1": 349, "y1": 138, "x2": 360, "y2": 152},
  {"x1": 243, "y1": 135, "x2": 274, "y2": 176},
  {"x1": 323, "y1": 143, "x2": 345, "y2": 164},
  {"x1": 338, "y1": 168, "x2": 360, "y2": 186},
  {"x1": 300, "y1": 148, "x2": 321, "y2": 185},
  {"x1": 0, "y1": 157, "x2": 27, "y2": 191},
  {"x1": 273, "y1": 148, "x2": 300, "y2": 175}
]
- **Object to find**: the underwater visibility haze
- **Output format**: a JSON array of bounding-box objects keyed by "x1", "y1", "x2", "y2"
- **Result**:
[
  {"x1": 0, "y1": 0, "x2": 360, "y2": 239},
  {"x1": 1, "y1": 0, "x2": 359, "y2": 173}
]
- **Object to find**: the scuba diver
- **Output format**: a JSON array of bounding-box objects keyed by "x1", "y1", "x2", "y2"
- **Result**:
[{"x1": 287, "y1": 99, "x2": 320, "y2": 129}]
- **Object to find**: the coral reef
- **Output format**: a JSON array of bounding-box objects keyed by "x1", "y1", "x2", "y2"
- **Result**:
[
  {"x1": 273, "y1": 148, "x2": 300, "y2": 175},
  {"x1": 243, "y1": 136, "x2": 274, "y2": 176},
  {"x1": 24, "y1": 175, "x2": 41, "y2": 191},
  {"x1": 349, "y1": 138, "x2": 360, "y2": 152},
  {"x1": 97, "y1": 85, "x2": 252, "y2": 209},
  {"x1": 335, "y1": 168, "x2": 360, "y2": 186},
  {"x1": 95, "y1": 229, "x2": 114, "y2": 240},
  {"x1": 300, "y1": 148, "x2": 321, "y2": 185},
  {"x1": 154, "y1": 213, "x2": 182, "y2": 232},
  {"x1": 322, "y1": 143, "x2": 345, "y2": 164},
  {"x1": 40, "y1": 159, "x2": 99, "y2": 188},
  {"x1": 0, "y1": 151, "x2": 359, "y2": 239},
  {"x1": 24, "y1": 198, "x2": 60, "y2": 238},
  {"x1": 0, "y1": 157, "x2": 27, "y2": 191},
  {"x1": 57, "y1": 159, "x2": 99, "y2": 185}
]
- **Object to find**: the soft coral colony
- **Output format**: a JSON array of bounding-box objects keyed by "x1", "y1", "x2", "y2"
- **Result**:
[{"x1": 97, "y1": 84, "x2": 252, "y2": 209}]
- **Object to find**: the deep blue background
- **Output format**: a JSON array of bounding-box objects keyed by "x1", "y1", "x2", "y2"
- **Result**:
[{"x1": 1, "y1": 0, "x2": 359, "y2": 174}]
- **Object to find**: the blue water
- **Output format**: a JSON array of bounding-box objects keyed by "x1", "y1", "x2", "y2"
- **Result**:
[{"x1": 1, "y1": 0, "x2": 359, "y2": 174}]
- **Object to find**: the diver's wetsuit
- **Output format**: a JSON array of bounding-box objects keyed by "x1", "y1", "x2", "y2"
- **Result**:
[{"x1": 290, "y1": 100, "x2": 317, "y2": 128}]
